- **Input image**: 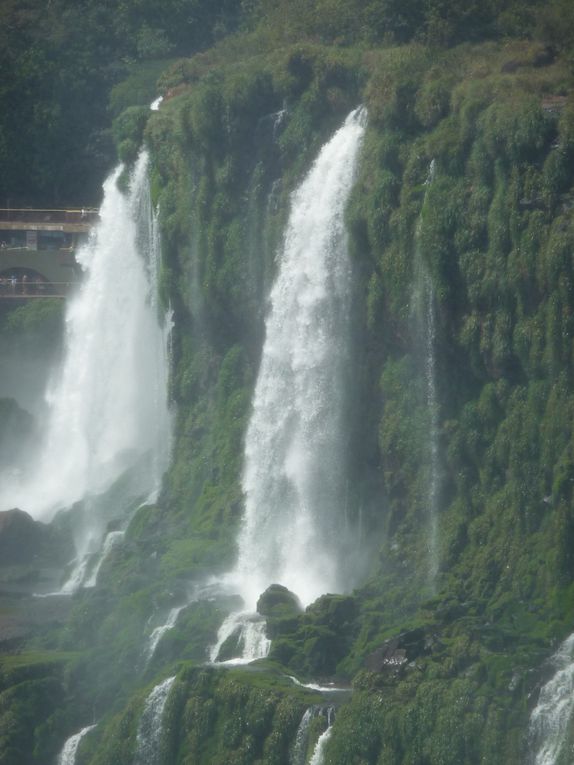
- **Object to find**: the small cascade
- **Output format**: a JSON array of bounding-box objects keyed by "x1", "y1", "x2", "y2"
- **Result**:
[
  {"x1": 59, "y1": 552, "x2": 95, "y2": 595},
  {"x1": 287, "y1": 676, "x2": 349, "y2": 693},
  {"x1": 528, "y1": 633, "x2": 574, "y2": 765},
  {"x1": 57, "y1": 724, "x2": 97, "y2": 765},
  {"x1": 145, "y1": 605, "x2": 185, "y2": 663},
  {"x1": 413, "y1": 159, "x2": 441, "y2": 589},
  {"x1": 134, "y1": 676, "x2": 176, "y2": 765},
  {"x1": 291, "y1": 707, "x2": 316, "y2": 765},
  {"x1": 84, "y1": 530, "x2": 125, "y2": 588},
  {"x1": 308, "y1": 707, "x2": 335, "y2": 765},
  {"x1": 209, "y1": 611, "x2": 270, "y2": 664}
]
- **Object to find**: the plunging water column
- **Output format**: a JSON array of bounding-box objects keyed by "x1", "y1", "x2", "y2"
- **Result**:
[
  {"x1": 0, "y1": 151, "x2": 172, "y2": 582},
  {"x1": 212, "y1": 108, "x2": 366, "y2": 662}
]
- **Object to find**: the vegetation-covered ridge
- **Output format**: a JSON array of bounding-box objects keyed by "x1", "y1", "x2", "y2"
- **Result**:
[{"x1": 3, "y1": 9, "x2": 574, "y2": 765}]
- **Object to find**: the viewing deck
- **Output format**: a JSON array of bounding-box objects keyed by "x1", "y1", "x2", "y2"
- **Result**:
[{"x1": 0, "y1": 208, "x2": 99, "y2": 299}]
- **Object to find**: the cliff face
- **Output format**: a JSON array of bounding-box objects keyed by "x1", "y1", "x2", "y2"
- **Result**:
[
  {"x1": 2, "y1": 34, "x2": 574, "y2": 765},
  {"x1": 137, "y1": 39, "x2": 574, "y2": 763}
]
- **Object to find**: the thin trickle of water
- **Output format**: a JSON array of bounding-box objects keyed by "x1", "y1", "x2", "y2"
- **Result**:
[
  {"x1": 413, "y1": 159, "x2": 441, "y2": 589},
  {"x1": 57, "y1": 724, "x2": 97, "y2": 765},
  {"x1": 134, "y1": 676, "x2": 176, "y2": 765},
  {"x1": 145, "y1": 605, "x2": 185, "y2": 663},
  {"x1": 529, "y1": 633, "x2": 574, "y2": 765},
  {"x1": 84, "y1": 530, "x2": 125, "y2": 588},
  {"x1": 235, "y1": 106, "x2": 367, "y2": 611}
]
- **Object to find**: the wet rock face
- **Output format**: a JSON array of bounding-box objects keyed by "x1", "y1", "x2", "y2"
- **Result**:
[
  {"x1": 0, "y1": 508, "x2": 69, "y2": 566},
  {"x1": 364, "y1": 628, "x2": 431, "y2": 675},
  {"x1": 257, "y1": 584, "x2": 303, "y2": 617}
]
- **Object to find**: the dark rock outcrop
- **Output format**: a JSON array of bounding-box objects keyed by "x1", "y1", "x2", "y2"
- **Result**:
[
  {"x1": 0, "y1": 508, "x2": 70, "y2": 567},
  {"x1": 365, "y1": 628, "x2": 431, "y2": 675},
  {"x1": 257, "y1": 584, "x2": 303, "y2": 616}
]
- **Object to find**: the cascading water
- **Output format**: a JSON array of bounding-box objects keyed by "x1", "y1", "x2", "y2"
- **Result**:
[
  {"x1": 134, "y1": 675, "x2": 176, "y2": 765},
  {"x1": 0, "y1": 151, "x2": 172, "y2": 592},
  {"x1": 209, "y1": 611, "x2": 271, "y2": 664},
  {"x1": 412, "y1": 159, "x2": 440, "y2": 589},
  {"x1": 83, "y1": 529, "x2": 125, "y2": 588},
  {"x1": 528, "y1": 633, "x2": 574, "y2": 765},
  {"x1": 210, "y1": 108, "x2": 366, "y2": 663},
  {"x1": 308, "y1": 707, "x2": 335, "y2": 765},
  {"x1": 0, "y1": 151, "x2": 171, "y2": 524},
  {"x1": 291, "y1": 707, "x2": 316, "y2": 765},
  {"x1": 145, "y1": 605, "x2": 185, "y2": 663},
  {"x1": 57, "y1": 724, "x2": 97, "y2": 765},
  {"x1": 236, "y1": 106, "x2": 366, "y2": 610}
]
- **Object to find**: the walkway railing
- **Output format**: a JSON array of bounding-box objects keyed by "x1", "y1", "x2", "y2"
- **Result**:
[
  {"x1": 0, "y1": 208, "x2": 99, "y2": 225},
  {"x1": 0, "y1": 280, "x2": 76, "y2": 299}
]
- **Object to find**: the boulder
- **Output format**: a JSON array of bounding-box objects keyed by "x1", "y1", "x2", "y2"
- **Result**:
[{"x1": 257, "y1": 584, "x2": 302, "y2": 617}]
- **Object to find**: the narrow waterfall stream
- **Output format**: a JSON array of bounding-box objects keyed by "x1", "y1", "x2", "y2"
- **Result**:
[
  {"x1": 528, "y1": 633, "x2": 574, "y2": 765},
  {"x1": 57, "y1": 724, "x2": 97, "y2": 765},
  {"x1": 0, "y1": 150, "x2": 172, "y2": 590},
  {"x1": 291, "y1": 708, "x2": 315, "y2": 765},
  {"x1": 308, "y1": 707, "x2": 335, "y2": 765},
  {"x1": 134, "y1": 676, "x2": 176, "y2": 765},
  {"x1": 413, "y1": 159, "x2": 440, "y2": 590},
  {"x1": 210, "y1": 107, "x2": 366, "y2": 663}
]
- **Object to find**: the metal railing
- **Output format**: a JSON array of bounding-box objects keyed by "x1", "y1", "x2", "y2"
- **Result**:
[
  {"x1": 0, "y1": 280, "x2": 76, "y2": 299},
  {"x1": 0, "y1": 208, "x2": 99, "y2": 225}
]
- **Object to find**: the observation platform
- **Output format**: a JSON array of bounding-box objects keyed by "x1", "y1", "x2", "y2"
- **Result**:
[{"x1": 0, "y1": 208, "x2": 99, "y2": 299}]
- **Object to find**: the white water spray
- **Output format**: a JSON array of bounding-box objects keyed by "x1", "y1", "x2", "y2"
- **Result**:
[
  {"x1": 57, "y1": 724, "x2": 97, "y2": 765},
  {"x1": 209, "y1": 611, "x2": 270, "y2": 664},
  {"x1": 234, "y1": 107, "x2": 366, "y2": 611},
  {"x1": 529, "y1": 633, "x2": 574, "y2": 765},
  {"x1": 0, "y1": 151, "x2": 172, "y2": 532},
  {"x1": 134, "y1": 676, "x2": 176, "y2": 765}
]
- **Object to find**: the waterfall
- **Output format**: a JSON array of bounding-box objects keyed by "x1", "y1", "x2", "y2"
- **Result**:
[
  {"x1": 235, "y1": 106, "x2": 366, "y2": 611},
  {"x1": 0, "y1": 151, "x2": 171, "y2": 526},
  {"x1": 528, "y1": 633, "x2": 574, "y2": 765},
  {"x1": 145, "y1": 605, "x2": 185, "y2": 663},
  {"x1": 134, "y1": 676, "x2": 176, "y2": 765},
  {"x1": 57, "y1": 724, "x2": 97, "y2": 765},
  {"x1": 209, "y1": 611, "x2": 270, "y2": 664},
  {"x1": 413, "y1": 159, "x2": 440, "y2": 589},
  {"x1": 308, "y1": 707, "x2": 335, "y2": 765},
  {"x1": 291, "y1": 707, "x2": 315, "y2": 765},
  {"x1": 83, "y1": 530, "x2": 125, "y2": 588}
]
